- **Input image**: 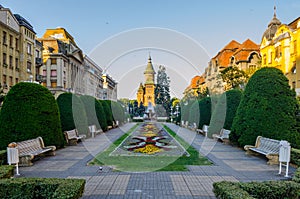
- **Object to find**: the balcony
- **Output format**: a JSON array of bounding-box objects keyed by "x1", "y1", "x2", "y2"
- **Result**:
[{"x1": 35, "y1": 57, "x2": 43, "y2": 67}]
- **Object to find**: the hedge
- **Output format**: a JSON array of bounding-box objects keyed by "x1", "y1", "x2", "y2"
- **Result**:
[
  {"x1": 0, "y1": 82, "x2": 64, "y2": 150},
  {"x1": 198, "y1": 97, "x2": 211, "y2": 129},
  {"x1": 213, "y1": 180, "x2": 300, "y2": 199},
  {"x1": 80, "y1": 95, "x2": 107, "y2": 132},
  {"x1": 291, "y1": 148, "x2": 300, "y2": 166},
  {"x1": 0, "y1": 165, "x2": 14, "y2": 179},
  {"x1": 0, "y1": 150, "x2": 7, "y2": 165},
  {"x1": 111, "y1": 101, "x2": 125, "y2": 124},
  {"x1": 293, "y1": 167, "x2": 300, "y2": 183},
  {"x1": 0, "y1": 178, "x2": 85, "y2": 199},
  {"x1": 100, "y1": 100, "x2": 113, "y2": 127},
  {"x1": 57, "y1": 93, "x2": 89, "y2": 137},
  {"x1": 230, "y1": 67, "x2": 300, "y2": 147}
]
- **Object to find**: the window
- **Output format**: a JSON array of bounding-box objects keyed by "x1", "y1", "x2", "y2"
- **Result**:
[
  {"x1": 2, "y1": 53, "x2": 7, "y2": 66},
  {"x1": 51, "y1": 82, "x2": 57, "y2": 88},
  {"x1": 292, "y1": 81, "x2": 296, "y2": 89},
  {"x1": 35, "y1": 50, "x2": 40, "y2": 58},
  {"x1": 275, "y1": 46, "x2": 282, "y2": 58},
  {"x1": 268, "y1": 52, "x2": 273, "y2": 64},
  {"x1": 2, "y1": 75, "x2": 6, "y2": 85},
  {"x1": 9, "y1": 35, "x2": 13, "y2": 47},
  {"x1": 9, "y1": 56, "x2": 13, "y2": 68},
  {"x1": 43, "y1": 70, "x2": 47, "y2": 76},
  {"x1": 27, "y1": 43, "x2": 32, "y2": 54},
  {"x1": 2, "y1": 31, "x2": 7, "y2": 44},
  {"x1": 15, "y1": 78, "x2": 18, "y2": 83},
  {"x1": 27, "y1": 61, "x2": 32, "y2": 72},
  {"x1": 51, "y1": 70, "x2": 57, "y2": 77},
  {"x1": 249, "y1": 65, "x2": 256, "y2": 73},
  {"x1": 51, "y1": 58, "x2": 57, "y2": 65},
  {"x1": 263, "y1": 54, "x2": 266, "y2": 65},
  {"x1": 15, "y1": 38, "x2": 19, "y2": 50},
  {"x1": 9, "y1": 76, "x2": 12, "y2": 87},
  {"x1": 15, "y1": 58, "x2": 19, "y2": 69}
]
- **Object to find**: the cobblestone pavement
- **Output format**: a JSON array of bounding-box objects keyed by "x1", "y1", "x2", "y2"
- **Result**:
[{"x1": 17, "y1": 123, "x2": 295, "y2": 199}]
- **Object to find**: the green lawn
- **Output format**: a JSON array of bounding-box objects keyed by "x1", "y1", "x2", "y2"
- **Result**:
[{"x1": 88, "y1": 123, "x2": 212, "y2": 172}]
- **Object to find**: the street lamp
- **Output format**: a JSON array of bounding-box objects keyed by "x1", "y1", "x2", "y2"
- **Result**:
[{"x1": 176, "y1": 104, "x2": 179, "y2": 117}]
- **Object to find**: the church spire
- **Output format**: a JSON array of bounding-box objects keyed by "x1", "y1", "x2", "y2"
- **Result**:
[{"x1": 144, "y1": 55, "x2": 156, "y2": 84}]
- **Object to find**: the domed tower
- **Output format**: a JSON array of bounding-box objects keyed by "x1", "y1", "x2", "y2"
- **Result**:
[
  {"x1": 262, "y1": 6, "x2": 282, "y2": 41},
  {"x1": 143, "y1": 56, "x2": 156, "y2": 107},
  {"x1": 137, "y1": 83, "x2": 144, "y2": 106}
]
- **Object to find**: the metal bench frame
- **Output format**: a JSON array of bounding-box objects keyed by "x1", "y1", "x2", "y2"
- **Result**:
[
  {"x1": 13, "y1": 137, "x2": 56, "y2": 166},
  {"x1": 212, "y1": 128, "x2": 231, "y2": 142},
  {"x1": 88, "y1": 125, "x2": 103, "y2": 138},
  {"x1": 196, "y1": 125, "x2": 209, "y2": 136},
  {"x1": 244, "y1": 136, "x2": 280, "y2": 165},
  {"x1": 64, "y1": 129, "x2": 86, "y2": 145}
]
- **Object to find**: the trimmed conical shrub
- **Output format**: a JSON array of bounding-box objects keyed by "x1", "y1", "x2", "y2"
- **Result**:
[
  {"x1": 57, "y1": 93, "x2": 89, "y2": 137},
  {"x1": 0, "y1": 82, "x2": 64, "y2": 149},
  {"x1": 230, "y1": 67, "x2": 300, "y2": 147},
  {"x1": 100, "y1": 100, "x2": 113, "y2": 127}
]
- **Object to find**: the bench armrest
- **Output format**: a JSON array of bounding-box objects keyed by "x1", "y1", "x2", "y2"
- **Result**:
[
  {"x1": 44, "y1": 145, "x2": 56, "y2": 151},
  {"x1": 244, "y1": 145, "x2": 255, "y2": 151}
]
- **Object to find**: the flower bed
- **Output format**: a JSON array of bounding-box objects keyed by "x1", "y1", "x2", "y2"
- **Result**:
[{"x1": 110, "y1": 122, "x2": 188, "y2": 156}]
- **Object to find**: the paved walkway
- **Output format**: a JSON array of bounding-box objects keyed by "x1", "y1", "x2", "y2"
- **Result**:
[{"x1": 17, "y1": 123, "x2": 295, "y2": 199}]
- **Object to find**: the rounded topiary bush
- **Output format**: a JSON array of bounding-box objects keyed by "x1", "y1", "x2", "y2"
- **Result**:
[
  {"x1": 230, "y1": 67, "x2": 300, "y2": 147},
  {"x1": 0, "y1": 82, "x2": 64, "y2": 149},
  {"x1": 111, "y1": 101, "x2": 125, "y2": 124},
  {"x1": 80, "y1": 95, "x2": 107, "y2": 132},
  {"x1": 188, "y1": 100, "x2": 200, "y2": 128},
  {"x1": 100, "y1": 100, "x2": 113, "y2": 127},
  {"x1": 57, "y1": 93, "x2": 89, "y2": 136},
  {"x1": 199, "y1": 97, "x2": 212, "y2": 129}
]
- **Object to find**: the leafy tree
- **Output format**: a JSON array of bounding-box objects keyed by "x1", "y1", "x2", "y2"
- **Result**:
[
  {"x1": 230, "y1": 67, "x2": 300, "y2": 147},
  {"x1": 221, "y1": 66, "x2": 248, "y2": 90},
  {"x1": 138, "y1": 102, "x2": 146, "y2": 117},
  {"x1": 57, "y1": 93, "x2": 89, "y2": 137},
  {"x1": 0, "y1": 82, "x2": 64, "y2": 149},
  {"x1": 155, "y1": 65, "x2": 171, "y2": 117},
  {"x1": 111, "y1": 101, "x2": 126, "y2": 124}
]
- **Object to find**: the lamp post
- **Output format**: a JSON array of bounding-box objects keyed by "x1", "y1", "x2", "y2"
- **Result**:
[{"x1": 176, "y1": 104, "x2": 179, "y2": 117}]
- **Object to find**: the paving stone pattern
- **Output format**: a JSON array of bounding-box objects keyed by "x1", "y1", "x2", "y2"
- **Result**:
[{"x1": 17, "y1": 123, "x2": 295, "y2": 198}]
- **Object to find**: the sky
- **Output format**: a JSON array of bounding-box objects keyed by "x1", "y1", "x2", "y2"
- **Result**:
[{"x1": 2, "y1": 0, "x2": 300, "y2": 99}]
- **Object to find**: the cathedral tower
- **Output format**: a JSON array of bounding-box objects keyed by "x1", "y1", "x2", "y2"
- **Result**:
[{"x1": 136, "y1": 56, "x2": 156, "y2": 107}]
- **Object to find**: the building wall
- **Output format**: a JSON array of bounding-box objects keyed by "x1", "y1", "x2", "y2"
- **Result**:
[{"x1": 260, "y1": 18, "x2": 300, "y2": 95}]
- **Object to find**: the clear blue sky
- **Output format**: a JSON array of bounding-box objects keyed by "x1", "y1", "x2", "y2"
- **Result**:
[{"x1": 2, "y1": 0, "x2": 300, "y2": 98}]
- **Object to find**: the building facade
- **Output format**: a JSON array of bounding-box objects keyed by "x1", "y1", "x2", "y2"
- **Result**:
[
  {"x1": 205, "y1": 39, "x2": 261, "y2": 93},
  {"x1": 260, "y1": 12, "x2": 300, "y2": 95},
  {"x1": 136, "y1": 56, "x2": 156, "y2": 107},
  {"x1": 183, "y1": 75, "x2": 206, "y2": 98},
  {"x1": 0, "y1": 5, "x2": 41, "y2": 92},
  {"x1": 102, "y1": 73, "x2": 117, "y2": 101}
]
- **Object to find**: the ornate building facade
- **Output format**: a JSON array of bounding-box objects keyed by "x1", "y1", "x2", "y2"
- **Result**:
[
  {"x1": 260, "y1": 10, "x2": 300, "y2": 95},
  {"x1": 137, "y1": 56, "x2": 156, "y2": 107}
]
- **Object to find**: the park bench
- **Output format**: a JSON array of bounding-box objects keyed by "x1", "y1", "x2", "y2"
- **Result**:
[
  {"x1": 212, "y1": 128, "x2": 231, "y2": 143},
  {"x1": 196, "y1": 125, "x2": 209, "y2": 136},
  {"x1": 244, "y1": 136, "x2": 280, "y2": 165},
  {"x1": 64, "y1": 129, "x2": 86, "y2": 145},
  {"x1": 11, "y1": 136, "x2": 56, "y2": 166},
  {"x1": 88, "y1": 125, "x2": 103, "y2": 138}
]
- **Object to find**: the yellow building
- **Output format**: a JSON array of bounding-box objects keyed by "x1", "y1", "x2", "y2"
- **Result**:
[
  {"x1": 260, "y1": 11, "x2": 300, "y2": 94},
  {"x1": 137, "y1": 56, "x2": 156, "y2": 107},
  {"x1": 0, "y1": 5, "x2": 41, "y2": 92}
]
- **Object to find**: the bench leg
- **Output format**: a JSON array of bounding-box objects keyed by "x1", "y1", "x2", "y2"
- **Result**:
[
  {"x1": 245, "y1": 150, "x2": 259, "y2": 156},
  {"x1": 68, "y1": 139, "x2": 78, "y2": 146},
  {"x1": 266, "y1": 154, "x2": 279, "y2": 165},
  {"x1": 45, "y1": 151, "x2": 56, "y2": 156}
]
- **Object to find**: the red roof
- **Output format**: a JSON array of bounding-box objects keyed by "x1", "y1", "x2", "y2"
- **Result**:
[
  {"x1": 212, "y1": 40, "x2": 241, "y2": 67},
  {"x1": 232, "y1": 39, "x2": 260, "y2": 62}
]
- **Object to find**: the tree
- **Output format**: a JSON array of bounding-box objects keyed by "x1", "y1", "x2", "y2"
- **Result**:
[
  {"x1": 155, "y1": 65, "x2": 171, "y2": 117},
  {"x1": 230, "y1": 67, "x2": 300, "y2": 147},
  {"x1": 198, "y1": 97, "x2": 212, "y2": 129},
  {"x1": 0, "y1": 82, "x2": 64, "y2": 149},
  {"x1": 220, "y1": 66, "x2": 248, "y2": 90},
  {"x1": 57, "y1": 93, "x2": 89, "y2": 137}
]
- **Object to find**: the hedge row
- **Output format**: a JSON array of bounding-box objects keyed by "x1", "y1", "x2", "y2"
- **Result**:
[
  {"x1": 291, "y1": 148, "x2": 300, "y2": 166},
  {"x1": 0, "y1": 178, "x2": 85, "y2": 199},
  {"x1": 0, "y1": 165, "x2": 14, "y2": 179},
  {"x1": 213, "y1": 180, "x2": 300, "y2": 199}
]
